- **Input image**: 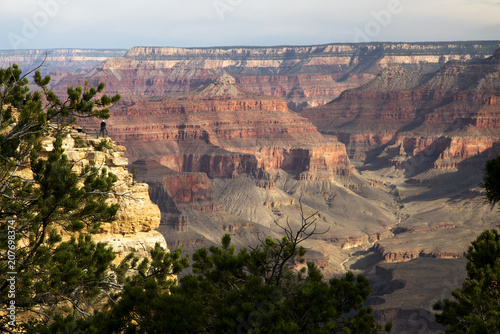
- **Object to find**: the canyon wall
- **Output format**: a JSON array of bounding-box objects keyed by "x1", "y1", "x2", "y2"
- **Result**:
[
  {"x1": 2, "y1": 42, "x2": 498, "y2": 112},
  {"x1": 0, "y1": 49, "x2": 127, "y2": 85},
  {"x1": 52, "y1": 41, "x2": 500, "y2": 111},
  {"x1": 102, "y1": 74, "x2": 352, "y2": 180},
  {"x1": 302, "y1": 50, "x2": 500, "y2": 171}
]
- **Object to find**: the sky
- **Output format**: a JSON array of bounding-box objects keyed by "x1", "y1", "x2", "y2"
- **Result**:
[{"x1": 1, "y1": 0, "x2": 499, "y2": 50}]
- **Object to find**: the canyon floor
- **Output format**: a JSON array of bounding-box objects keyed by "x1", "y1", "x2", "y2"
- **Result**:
[
  {"x1": 151, "y1": 156, "x2": 496, "y2": 333},
  {"x1": 328, "y1": 160, "x2": 495, "y2": 333}
]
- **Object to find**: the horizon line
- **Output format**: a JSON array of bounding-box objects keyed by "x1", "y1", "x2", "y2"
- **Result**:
[{"x1": 1, "y1": 39, "x2": 500, "y2": 52}]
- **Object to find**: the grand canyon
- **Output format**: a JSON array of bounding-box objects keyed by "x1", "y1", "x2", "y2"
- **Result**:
[{"x1": 4, "y1": 41, "x2": 500, "y2": 333}]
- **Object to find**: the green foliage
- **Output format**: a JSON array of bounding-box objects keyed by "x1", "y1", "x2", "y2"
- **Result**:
[
  {"x1": 34, "y1": 243, "x2": 189, "y2": 334},
  {"x1": 0, "y1": 63, "x2": 123, "y2": 332},
  {"x1": 87, "y1": 212, "x2": 389, "y2": 334},
  {"x1": 433, "y1": 229, "x2": 500, "y2": 333},
  {"x1": 482, "y1": 156, "x2": 500, "y2": 206},
  {"x1": 95, "y1": 139, "x2": 113, "y2": 152},
  {"x1": 130, "y1": 166, "x2": 138, "y2": 184},
  {"x1": 28, "y1": 243, "x2": 189, "y2": 334},
  {"x1": 434, "y1": 158, "x2": 500, "y2": 332},
  {"x1": 17, "y1": 235, "x2": 117, "y2": 332},
  {"x1": 74, "y1": 137, "x2": 87, "y2": 148}
]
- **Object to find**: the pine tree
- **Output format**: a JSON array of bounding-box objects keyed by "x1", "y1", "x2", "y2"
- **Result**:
[
  {"x1": 433, "y1": 229, "x2": 500, "y2": 333},
  {"x1": 0, "y1": 63, "x2": 123, "y2": 332},
  {"x1": 482, "y1": 156, "x2": 500, "y2": 206},
  {"x1": 433, "y1": 157, "x2": 500, "y2": 333},
  {"x1": 90, "y1": 209, "x2": 391, "y2": 333}
]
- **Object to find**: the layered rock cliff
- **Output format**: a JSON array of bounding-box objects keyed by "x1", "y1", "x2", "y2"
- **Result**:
[
  {"x1": 129, "y1": 159, "x2": 274, "y2": 255},
  {"x1": 0, "y1": 49, "x2": 127, "y2": 86},
  {"x1": 302, "y1": 49, "x2": 500, "y2": 171},
  {"x1": 103, "y1": 74, "x2": 352, "y2": 180},
  {"x1": 53, "y1": 41, "x2": 500, "y2": 111},
  {"x1": 71, "y1": 75, "x2": 401, "y2": 276},
  {"x1": 34, "y1": 127, "x2": 167, "y2": 262}
]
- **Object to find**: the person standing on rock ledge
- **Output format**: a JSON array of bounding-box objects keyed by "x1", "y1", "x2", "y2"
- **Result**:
[{"x1": 98, "y1": 119, "x2": 108, "y2": 138}]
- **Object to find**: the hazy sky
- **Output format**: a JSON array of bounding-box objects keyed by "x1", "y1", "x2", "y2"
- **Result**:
[{"x1": 1, "y1": 0, "x2": 499, "y2": 50}]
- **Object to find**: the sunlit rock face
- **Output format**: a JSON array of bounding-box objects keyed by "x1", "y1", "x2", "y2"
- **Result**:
[
  {"x1": 31, "y1": 127, "x2": 167, "y2": 263},
  {"x1": 302, "y1": 50, "x2": 500, "y2": 171}
]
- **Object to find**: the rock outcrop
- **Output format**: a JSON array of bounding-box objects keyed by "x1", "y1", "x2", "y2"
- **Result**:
[
  {"x1": 34, "y1": 127, "x2": 167, "y2": 262},
  {"x1": 129, "y1": 159, "x2": 280, "y2": 257}
]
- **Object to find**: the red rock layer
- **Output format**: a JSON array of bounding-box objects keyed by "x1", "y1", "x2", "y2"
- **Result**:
[
  {"x1": 95, "y1": 75, "x2": 352, "y2": 180},
  {"x1": 373, "y1": 243, "x2": 467, "y2": 263},
  {"x1": 133, "y1": 160, "x2": 222, "y2": 233},
  {"x1": 302, "y1": 52, "x2": 500, "y2": 169},
  {"x1": 53, "y1": 42, "x2": 499, "y2": 111}
]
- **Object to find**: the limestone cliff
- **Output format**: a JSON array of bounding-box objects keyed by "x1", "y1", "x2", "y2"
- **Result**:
[{"x1": 35, "y1": 127, "x2": 167, "y2": 262}]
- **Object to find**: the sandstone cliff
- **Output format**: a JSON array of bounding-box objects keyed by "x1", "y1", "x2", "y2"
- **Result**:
[{"x1": 34, "y1": 127, "x2": 167, "y2": 262}]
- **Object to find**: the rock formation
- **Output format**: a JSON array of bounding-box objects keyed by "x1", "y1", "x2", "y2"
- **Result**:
[
  {"x1": 299, "y1": 49, "x2": 500, "y2": 332},
  {"x1": 53, "y1": 42, "x2": 500, "y2": 111},
  {"x1": 130, "y1": 159, "x2": 275, "y2": 255},
  {"x1": 34, "y1": 127, "x2": 167, "y2": 263},
  {"x1": 302, "y1": 50, "x2": 500, "y2": 170},
  {"x1": 103, "y1": 74, "x2": 352, "y2": 180}
]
